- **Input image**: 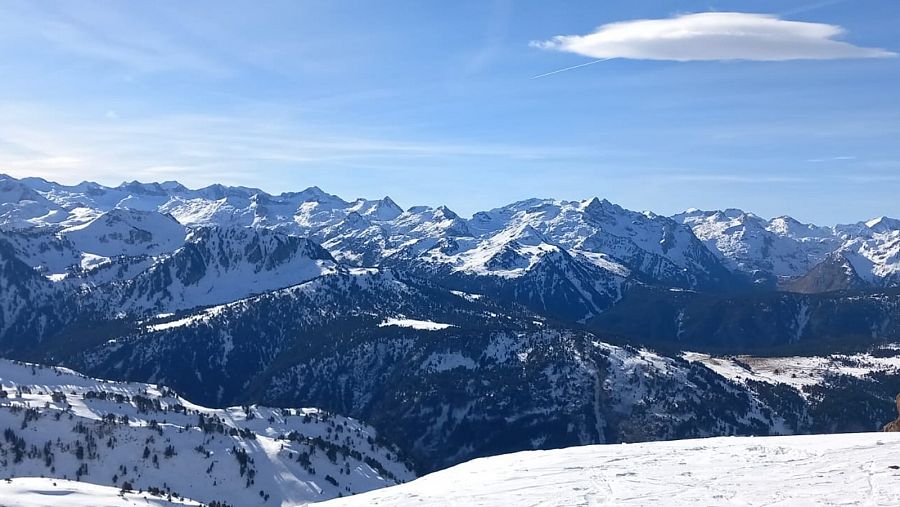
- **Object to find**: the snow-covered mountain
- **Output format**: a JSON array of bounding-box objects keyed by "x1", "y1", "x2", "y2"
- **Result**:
[
  {"x1": 322, "y1": 433, "x2": 900, "y2": 506},
  {"x1": 674, "y1": 209, "x2": 839, "y2": 280},
  {"x1": 0, "y1": 176, "x2": 70, "y2": 229},
  {"x1": 61, "y1": 208, "x2": 186, "y2": 258},
  {"x1": 105, "y1": 226, "x2": 338, "y2": 315},
  {"x1": 675, "y1": 208, "x2": 900, "y2": 288},
  {"x1": 5, "y1": 174, "x2": 900, "y2": 295},
  {"x1": 472, "y1": 198, "x2": 732, "y2": 289},
  {"x1": 5, "y1": 173, "x2": 900, "y2": 295},
  {"x1": 0, "y1": 359, "x2": 414, "y2": 506}
]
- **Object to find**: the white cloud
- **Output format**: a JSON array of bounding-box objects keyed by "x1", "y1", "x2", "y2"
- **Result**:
[{"x1": 532, "y1": 12, "x2": 895, "y2": 62}]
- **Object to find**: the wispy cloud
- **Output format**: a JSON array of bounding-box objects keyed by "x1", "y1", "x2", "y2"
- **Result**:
[
  {"x1": 532, "y1": 12, "x2": 896, "y2": 62},
  {"x1": 806, "y1": 155, "x2": 856, "y2": 162},
  {"x1": 0, "y1": 2, "x2": 228, "y2": 76},
  {"x1": 0, "y1": 102, "x2": 591, "y2": 188}
]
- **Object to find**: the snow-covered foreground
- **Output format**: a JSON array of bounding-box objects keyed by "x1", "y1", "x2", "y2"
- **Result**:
[
  {"x1": 322, "y1": 433, "x2": 900, "y2": 506},
  {"x1": 0, "y1": 359, "x2": 414, "y2": 506},
  {"x1": 0, "y1": 477, "x2": 199, "y2": 507}
]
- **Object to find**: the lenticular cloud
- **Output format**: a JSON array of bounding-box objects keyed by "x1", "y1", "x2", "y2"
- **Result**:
[{"x1": 532, "y1": 12, "x2": 895, "y2": 61}]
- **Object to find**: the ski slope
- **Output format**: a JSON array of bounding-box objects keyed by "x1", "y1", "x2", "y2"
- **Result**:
[{"x1": 321, "y1": 433, "x2": 900, "y2": 506}]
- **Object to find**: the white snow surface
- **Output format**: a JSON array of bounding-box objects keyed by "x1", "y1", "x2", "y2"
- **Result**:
[
  {"x1": 322, "y1": 433, "x2": 900, "y2": 507},
  {"x1": 0, "y1": 477, "x2": 199, "y2": 506}
]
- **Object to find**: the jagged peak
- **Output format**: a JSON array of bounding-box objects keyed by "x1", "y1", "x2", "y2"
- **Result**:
[
  {"x1": 349, "y1": 196, "x2": 403, "y2": 221},
  {"x1": 373, "y1": 196, "x2": 403, "y2": 217},
  {"x1": 403, "y1": 204, "x2": 459, "y2": 220},
  {"x1": 865, "y1": 215, "x2": 900, "y2": 233},
  {"x1": 434, "y1": 205, "x2": 459, "y2": 220},
  {"x1": 117, "y1": 180, "x2": 167, "y2": 194},
  {"x1": 582, "y1": 196, "x2": 618, "y2": 215}
]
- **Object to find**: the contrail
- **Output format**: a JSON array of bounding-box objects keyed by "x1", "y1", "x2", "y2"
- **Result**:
[{"x1": 530, "y1": 57, "x2": 614, "y2": 80}]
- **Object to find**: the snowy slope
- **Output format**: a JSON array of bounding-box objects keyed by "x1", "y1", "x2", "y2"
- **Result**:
[
  {"x1": 62, "y1": 209, "x2": 186, "y2": 258},
  {"x1": 109, "y1": 226, "x2": 338, "y2": 314},
  {"x1": 0, "y1": 477, "x2": 198, "y2": 506},
  {"x1": 0, "y1": 229, "x2": 81, "y2": 278},
  {"x1": 322, "y1": 433, "x2": 900, "y2": 507},
  {"x1": 0, "y1": 359, "x2": 414, "y2": 506},
  {"x1": 0, "y1": 175, "x2": 69, "y2": 229}
]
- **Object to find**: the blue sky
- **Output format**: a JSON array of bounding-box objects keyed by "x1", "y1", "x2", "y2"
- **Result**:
[{"x1": 0, "y1": 0, "x2": 897, "y2": 224}]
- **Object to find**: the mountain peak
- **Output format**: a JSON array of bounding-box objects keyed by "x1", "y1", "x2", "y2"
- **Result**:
[
  {"x1": 117, "y1": 180, "x2": 167, "y2": 195},
  {"x1": 582, "y1": 196, "x2": 617, "y2": 212},
  {"x1": 511, "y1": 223, "x2": 549, "y2": 246},
  {"x1": 159, "y1": 180, "x2": 187, "y2": 192},
  {"x1": 434, "y1": 205, "x2": 459, "y2": 219},
  {"x1": 351, "y1": 196, "x2": 403, "y2": 221},
  {"x1": 865, "y1": 215, "x2": 900, "y2": 233}
]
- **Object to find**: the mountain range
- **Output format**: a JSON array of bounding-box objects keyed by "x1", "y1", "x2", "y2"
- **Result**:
[
  {"x1": 4, "y1": 173, "x2": 900, "y2": 295},
  {"x1": 2, "y1": 173, "x2": 900, "y2": 476}
]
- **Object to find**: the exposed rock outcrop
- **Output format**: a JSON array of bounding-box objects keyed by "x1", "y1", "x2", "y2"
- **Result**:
[{"x1": 882, "y1": 394, "x2": 900, "y2": 432}]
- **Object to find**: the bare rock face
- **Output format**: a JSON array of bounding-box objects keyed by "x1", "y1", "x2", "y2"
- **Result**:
[{"x1": 882, "y1": 395, "x2": 900, "y2": 432}]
